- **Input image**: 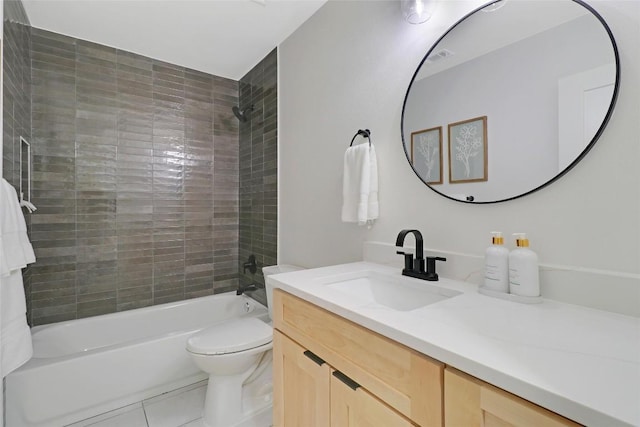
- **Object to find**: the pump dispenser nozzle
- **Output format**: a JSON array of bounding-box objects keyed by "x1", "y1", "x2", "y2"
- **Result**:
[
  {"x1": 490, "y1": 231, "x2": 504, "y2": 245},
  {"x1": 513, "y1": 233, "x2": 530, "y2": 247}
]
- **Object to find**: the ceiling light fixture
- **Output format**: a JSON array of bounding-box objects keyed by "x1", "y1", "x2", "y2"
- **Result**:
[{"x1": 401, "y1": 0, "x2": 435, "y2": 24}]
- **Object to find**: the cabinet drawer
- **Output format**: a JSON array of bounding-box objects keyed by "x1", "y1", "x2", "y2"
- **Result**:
[
  {"x1": 274, "y1": 289, "x2": 443, "y2": 426},
  {"x1": 444, "y1": 368, "x2": 581, "y2": 427}
]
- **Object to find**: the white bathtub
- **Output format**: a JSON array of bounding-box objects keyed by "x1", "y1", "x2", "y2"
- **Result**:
[{"x1": 5, "y1": 292, "x2": 269, "y2": 427}]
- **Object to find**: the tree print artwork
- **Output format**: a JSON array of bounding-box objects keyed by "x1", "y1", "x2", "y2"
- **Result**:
[
  {"x1": 417, "y1": 133, "x2": 438, "y2": 180},
  {"x1": 411, "y1": 127, "x2": 442, "y2": 184},
  {"x1": 454, "y1": 123, "x2": 482, "y2": 178},
  {"x1": 448, "y1": 116, "x2": 488, "y2": 183}
]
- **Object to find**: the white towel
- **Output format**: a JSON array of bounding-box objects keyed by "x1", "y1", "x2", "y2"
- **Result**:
[
  {"x1": 1, "y1": 271, "x2": 33, "y2": 377},
  {"x1": 0, "y1": 178, "x2": 35, "y2": 378},
  {"x1": 341, "y1": 144, "x2": 379, "y2": 226},
  {"x1": 0, "y1": 179, "x2": 36, "y2": 275}
]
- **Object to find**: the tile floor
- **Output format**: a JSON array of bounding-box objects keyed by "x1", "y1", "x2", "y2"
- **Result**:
[{"x1": 66, "y1": 381, "x2": 272, "y2": 427}]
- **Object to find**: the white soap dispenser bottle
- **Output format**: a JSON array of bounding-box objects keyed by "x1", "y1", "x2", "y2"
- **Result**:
[
  {"x1": 508, "y1": 233, "x2": 540, "y2": 297},
  {"x1": 484, "y1": 231, "x2": 509, "y2": 293}
]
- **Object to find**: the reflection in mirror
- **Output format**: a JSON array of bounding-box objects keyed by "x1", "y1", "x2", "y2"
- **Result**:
[{"x1": 402, "y1": 0, "x2": 619, "y2": 203}]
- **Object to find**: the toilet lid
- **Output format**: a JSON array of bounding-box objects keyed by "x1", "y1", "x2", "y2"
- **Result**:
[{"x1": 187, "y1": 318, "x2": 272, "y2": 355}]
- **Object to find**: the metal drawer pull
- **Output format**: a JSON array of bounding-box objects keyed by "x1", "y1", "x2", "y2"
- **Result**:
[
  {"x1": 332, "y1": 371, "x2": 361, "y2": 391},
  {"x1": 303, "y1": 350, "x2": 326, "y2": 366}
]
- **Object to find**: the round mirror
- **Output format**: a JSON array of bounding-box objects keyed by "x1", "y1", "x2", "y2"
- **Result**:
[{"x1": 401, "y1": 0, "x2": 619, "y2": 203}]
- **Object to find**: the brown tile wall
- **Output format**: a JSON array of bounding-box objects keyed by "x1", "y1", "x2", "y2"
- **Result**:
[
  {"x1": 28, "y1": 28, "x2": 241, "y2": 325},
  {"x1": 238, "y1": 48, "x2": 278, "y2": 299}
]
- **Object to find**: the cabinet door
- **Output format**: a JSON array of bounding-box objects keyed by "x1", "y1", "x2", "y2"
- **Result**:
[
  {"x1": 274, "y1": 289, "x2": 443, "y2": 426},
  {"x1": 331, "y1": 371, "x2": 415, "y2": 427},
  {"x1": 273, "y1": 330, "x2": 331, "y2": 427},
  {"x1": 444, "y1": 368, "x2": 581, "y2": 427},
  {"x1": 444, "y1": 366, "x2": 482, "y2": 427}
]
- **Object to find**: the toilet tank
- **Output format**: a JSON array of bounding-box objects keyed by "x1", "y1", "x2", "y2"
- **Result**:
[{"x1": 262, "y1": 265, "x2": 305, "y2": 319}]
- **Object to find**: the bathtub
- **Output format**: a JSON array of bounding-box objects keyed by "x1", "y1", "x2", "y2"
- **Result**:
[{"x1": 5, "y1": 292, "x2": 269, "y2": 427}]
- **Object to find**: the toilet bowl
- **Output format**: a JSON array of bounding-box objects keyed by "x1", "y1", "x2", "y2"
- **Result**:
[
  {"x1": 186, "y1": 264, "x2": 303, "y2": 427},
  {"x1": 187, "y1": 317, "x2": 273, "y2": 427}
]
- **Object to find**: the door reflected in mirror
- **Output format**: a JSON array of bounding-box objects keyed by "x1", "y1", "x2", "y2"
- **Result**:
[{"x1": 401, "y1": 0, "x2": 619, "y2": 203}]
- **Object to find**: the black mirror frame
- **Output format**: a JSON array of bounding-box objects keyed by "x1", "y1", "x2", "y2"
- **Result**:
[{"x1": 401, "y1": 0, "x2": 620, "y2": 204}]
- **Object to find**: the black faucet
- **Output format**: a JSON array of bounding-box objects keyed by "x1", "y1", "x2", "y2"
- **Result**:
[{"x1": 396, "y1": 229, "x2": 446, "y2": 281}]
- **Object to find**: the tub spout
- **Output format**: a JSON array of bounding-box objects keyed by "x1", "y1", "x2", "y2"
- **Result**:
[{"x1": 237, "y1": 283, "x2": 259, "y2": 295}]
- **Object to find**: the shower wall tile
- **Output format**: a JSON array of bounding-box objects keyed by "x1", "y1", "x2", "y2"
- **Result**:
[
  {"x1": 3, "y1": 0, "x2": 33, "y2": 321},
  {"x1": 239, "y1": 48, "x2": 278, "y2": 297},
  {"x1": 75, "y1": 40, "x2": 119, "y2": 319},
  {"x1": 30, "y1": 27, "x2": 78, "y2": 325},
  {"x1": 184, "y1": 69, "x2": 215, "y2": 299},
  {"x1": 116, "y1": 49, "x2": 155, "y2": 312},
  {"x1": 212, "y1": 76, "x2": 240, "y2": 294},
  {"x1": 27, "y1": 28, "x2": 241, "y2": 325}
]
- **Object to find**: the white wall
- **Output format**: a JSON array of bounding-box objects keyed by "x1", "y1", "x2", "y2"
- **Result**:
[{"x1": 279, "y1": 1, "x2": 639, "y2": 314}]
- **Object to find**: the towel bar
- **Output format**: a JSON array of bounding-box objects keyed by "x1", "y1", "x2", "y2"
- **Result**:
[
  {"x1": 19, "y1": 136, "x2": 36, "y2": 212},
  {"x1": 349, "y1": 129, "x2": 372, "y2": 147}
]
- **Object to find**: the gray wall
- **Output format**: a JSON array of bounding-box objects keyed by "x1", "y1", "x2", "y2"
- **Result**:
[
  {"x1": 3, "y1": 0, "x2": 30, "y2": 190},
  {"x1": 3, "y1": 0, "x2": 32, "y2": 317},
  {"x1": 238, "y1": 48, "x2": 278, "y2": 295},
  {"x1": 2, "y1": 2, "x2": 278, "y2": 326},
  {"x1": 27, "y1": 28, "x2": 241, "y2": 325}
]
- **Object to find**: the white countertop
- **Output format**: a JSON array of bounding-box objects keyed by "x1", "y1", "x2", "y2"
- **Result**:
[{"x1": 268, "y1": 262, "x2": 640, "y2": 427}]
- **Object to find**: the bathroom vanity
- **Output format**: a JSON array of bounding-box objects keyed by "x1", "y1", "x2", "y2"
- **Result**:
[
  {"x1": 269, "y1": 262, "x2": 639, "y2": 427},
  {"x1": 273, "y1": 290, "x2": 442, "y2": 426}
]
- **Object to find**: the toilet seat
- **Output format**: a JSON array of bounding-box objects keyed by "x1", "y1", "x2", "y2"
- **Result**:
[{"x1": 187, "y1": 318, "x2": 272, "y2": 355}]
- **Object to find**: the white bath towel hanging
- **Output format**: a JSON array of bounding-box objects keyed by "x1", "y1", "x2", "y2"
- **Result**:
[
  {"x1": 341, "y1": 143, "x2": 379, "y2": 226},
  {"x1": 1, "y1": 271, "x2": 32, "y2": 376},
  {"x1": 0, "y1": 179, "x2": 35, "y2": 275},
  {"x1": 0, "y1": 178, "x2": 35, "y2": 378}
]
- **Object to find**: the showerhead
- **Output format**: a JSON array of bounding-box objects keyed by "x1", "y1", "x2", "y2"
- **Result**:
[{"x1": 232, "y1": 105, "x2": 254, "y2": 122}]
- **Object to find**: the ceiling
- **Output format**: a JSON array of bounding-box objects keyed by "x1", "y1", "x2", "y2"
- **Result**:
[{"x1": 21, "y1": 0, "x2": 327, "y2": 80}]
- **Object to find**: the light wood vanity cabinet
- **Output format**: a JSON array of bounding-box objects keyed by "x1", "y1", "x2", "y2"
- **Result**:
[
  {"x1": 273, "y1": 289, "x2": 442, "y2": 426},
  {"x1": 444, "y1": 368, "x2": 582, "y2": 427},
  {"x1": 273, "y1": 330, "x2": 331, "y2": 426},
  {"x1": 273, "y1": 289, "x2": 582, "y2": 427},
  {"x1": 274, "y1": 329, "x2": 414, "y2": 426}
]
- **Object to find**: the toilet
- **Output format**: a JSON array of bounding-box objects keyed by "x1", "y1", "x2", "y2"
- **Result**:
[{"x1": 186, "y1": 264, "x2": 303, "y2": 427}]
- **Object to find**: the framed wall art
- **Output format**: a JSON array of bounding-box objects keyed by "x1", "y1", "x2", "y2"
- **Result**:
[
  {"x1": 448, "y1": 116, "x2": 487, "y2": 183},
  {"x1": 410, "y1": 126, "x2": 443, "y2": 185}
]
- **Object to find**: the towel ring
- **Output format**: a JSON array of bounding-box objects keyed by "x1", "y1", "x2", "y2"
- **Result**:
[{"x1": 349, "y1": 129, "x2": 371, "y2": 147}]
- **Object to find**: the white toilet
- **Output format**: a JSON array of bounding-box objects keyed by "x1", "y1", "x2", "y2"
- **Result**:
[{"x1": 186, "y1": 264, "x2": 303, "y2": 427}]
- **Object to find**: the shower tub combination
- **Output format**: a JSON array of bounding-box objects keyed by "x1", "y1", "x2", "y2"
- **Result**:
[{"x1": 5, "y1": 293, "x2": 271, "y2": 427}]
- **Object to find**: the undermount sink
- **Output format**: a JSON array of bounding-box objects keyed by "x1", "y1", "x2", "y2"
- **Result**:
[{"x1": 318, "y1": 270, "x2": 461, "y2": 311}]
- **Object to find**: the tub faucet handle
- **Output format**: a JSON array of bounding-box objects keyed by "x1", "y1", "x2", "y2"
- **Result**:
[{"x1": 243, "y1": 255, "x2": 257, "y2": 274}]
